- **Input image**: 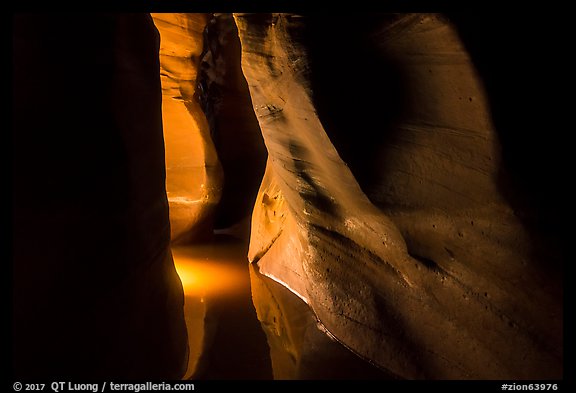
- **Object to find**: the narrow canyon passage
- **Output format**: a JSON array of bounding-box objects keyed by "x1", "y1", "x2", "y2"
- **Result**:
[
  {"x1": 171, "y1": 233, "x2": 393, "y2": 379},
  {"x1": 12, "y1": 13, "x2": 563, "y2": 380}
]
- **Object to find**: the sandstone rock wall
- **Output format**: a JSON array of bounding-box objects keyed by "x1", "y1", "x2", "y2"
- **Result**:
[
  {"x1": 11, "y1": 12, "x2": 562, "y2": 380},
  {"x1": 12, "y1": 14, "x2": 188, "y2": 379},
  {"x1": 151, "y1": 13, "x2": 223, "y2": 243},
  {"x1": 236, "y1": 13, "x2": 562, "y2": 379}
]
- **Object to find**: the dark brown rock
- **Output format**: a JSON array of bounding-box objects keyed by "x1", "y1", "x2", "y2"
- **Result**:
[
  {"x1": 12, "y1": 14, "x2": 187, "y2": 379},
  {"x1": 198, "y1": 14, "x2": 268, "y2": 230}
]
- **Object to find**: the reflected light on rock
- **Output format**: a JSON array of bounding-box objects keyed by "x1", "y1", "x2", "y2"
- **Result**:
[
  {"x1": 151, "y1": 13, "x2": 223, "y2": 243},
  {"x1": 172, "y1": 246, "x2": 248, "y2": 298},
  {"x1": 171, "y1": 244, "x2": 248, "y2": 379},
  {"x1": 170, "y1": 241, "x2": 263, "y2": 379}
]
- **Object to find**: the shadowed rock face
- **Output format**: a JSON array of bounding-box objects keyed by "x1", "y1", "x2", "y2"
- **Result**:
[
  {"x1": 236, "y1": 13, "x2": 562, "y2": 379},
  {"x1": 12, "y1": 14, "x2": 187, "y2": 379}
]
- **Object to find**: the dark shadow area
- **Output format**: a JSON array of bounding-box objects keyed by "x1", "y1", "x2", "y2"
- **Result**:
[
  {"x1": 446, "y1": 13, "x2": 566, "y2": 275},
  {"x1": 294, "y1": 14, "x2": 409, "y2": 199},
  {"x1": 12, "y1": 14, "x2": 187, "y2": 379},
  {"x1": 288, "y1": 141, "x2": 340, "y2": 218},
  {"x1": 287, "y1": 12, "x2": 564, "y2": 281},
  {"x1": 198, "y1": 14, "x2": 268, "y2": 229}
]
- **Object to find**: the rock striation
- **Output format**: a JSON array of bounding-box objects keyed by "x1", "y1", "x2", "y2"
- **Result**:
[
  {"x1": 152, "y1": 13, "x2": 223, "y2": 243},
  {"x1": 236, "y1": 13, "x2": 562, "y2": 379}
]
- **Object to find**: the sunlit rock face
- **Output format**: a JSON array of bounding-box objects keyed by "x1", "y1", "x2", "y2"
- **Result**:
[
  {"x1": 151, "y1": 13, "x2": 223, "y2": 243},
  {"x1": 237, "y1": 13, "x2": 562, "y2": 379},
  {"x1": 12, "y1": 14, "x2": 187, "y2": 378}
]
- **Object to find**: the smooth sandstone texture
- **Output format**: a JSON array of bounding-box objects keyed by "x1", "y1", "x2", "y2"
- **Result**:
[
  {"x1": 12, "y1": 14, "x2": 187, "y2": 378},
  {"x1": 249, "y1": 263, "x2": 395, "y2": 380},
  {"x1": 236, "y1": 13, "x2": 562, "y2": 379},
  {"x1": 152, "y1": 13, "x2": 223, "y2": 243}
]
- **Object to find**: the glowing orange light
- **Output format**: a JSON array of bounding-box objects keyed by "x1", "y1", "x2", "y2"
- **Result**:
[
  {"x1": 171, "y1": 242, "x2": 250, "y2": 378},
  {"x1": 172, "y1": 246, "x2": 248, "y2": 297}
]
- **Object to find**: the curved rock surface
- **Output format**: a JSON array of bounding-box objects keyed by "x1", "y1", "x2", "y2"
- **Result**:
[
  {"x1": 152, "y1": 13, "x2": 223, "y2": 243},
  {"x1": 236, "y1": 13, "x2": 562, "y2": 379},
  {"x1": 12, "y1": 14, "x2": 188, "y2": 378},
  {"x1": 12, "y1": 11, "x2": 563, "y2": 380}
]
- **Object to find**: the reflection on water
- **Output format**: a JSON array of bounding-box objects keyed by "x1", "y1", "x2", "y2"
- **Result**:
[
  {"x1": 172, "y1": 234, "x2": 394, "y2": 380},
  {"x1": 173, "y1": 245, "x2": 247, "y2": 298},
  {"x1": 172, "y1": 236, "x2": 272, "y2": 379}
]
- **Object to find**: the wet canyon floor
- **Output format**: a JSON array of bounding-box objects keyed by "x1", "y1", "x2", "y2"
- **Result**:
[{"x1": 172, "y1": 234, "x2": 394, "y2": 380}]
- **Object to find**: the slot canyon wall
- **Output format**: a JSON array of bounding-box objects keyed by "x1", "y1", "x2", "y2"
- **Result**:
[
  {"x1": 12, "y1": 14, "x2": 188, "y2": 379},
  {"x1": 236, "y1": 13, "x2": 563, "y2": 379},
  {"x1": 12, "y1": 12, "x2": 563, "y2": 380},
  {"x1": 152, "y1": 13, "x2": 224, "y2": 244},
  {"x1": 151, "y1": 13, "x2": 267, "y2": 242}
]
